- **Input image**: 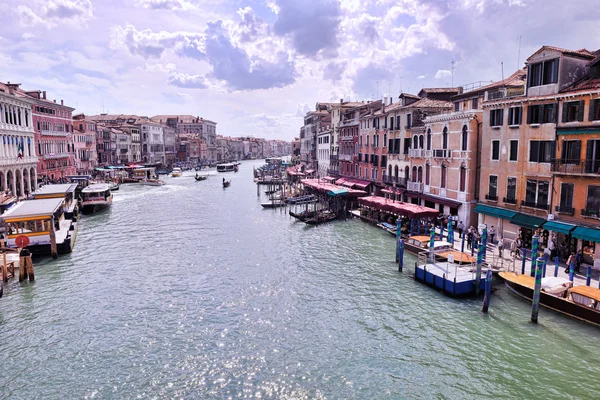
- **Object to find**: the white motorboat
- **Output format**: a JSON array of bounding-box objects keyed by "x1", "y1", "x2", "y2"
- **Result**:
[
  {"x1": 171, "y1": 167, "x2": 183, "y2": 177},
  {"x1": 80, "y1": 183, "x2": 113, "y2": 214}
]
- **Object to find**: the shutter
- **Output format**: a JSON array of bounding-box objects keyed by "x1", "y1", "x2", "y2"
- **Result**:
[
  {"x1": 589, "y1": 99, "x2": 595, "y2": 121},
  {"x1": 508, "y1": 108, "x2": 513, "y2": 125},
  {"x1": 586, "y1": 140, "x2": 594, "y2": 172},
  {"x1": 388, "y1": 139, "x2": 393, "y2": 153},
  {"x1": 530, "y1": 141, "x2": 539, "y2": 162},
  {"x1": 489, "y1": 110, "x2": 494, "y2": 126},
  {"x1": 527, "y1": 106, "x2": 532, "y2": 124},
  {"x1": 573, "y1": 140, "x2": 581, "y2": 162},
  {"x1": 578, "y1": 100, "x2": 585, "y2": 121},
  {"x1": 553, "y1": 59, "x2": 559, "y2": 83},
  {"x1": 562, "y1": 102, "x2": 568, "y2": 122},
  {"x1": 518, "y1": 107, "x2": 522, "y2": 124},
  {"x1": 499, "y1": 109, "x2": 504, "y2": 125}
]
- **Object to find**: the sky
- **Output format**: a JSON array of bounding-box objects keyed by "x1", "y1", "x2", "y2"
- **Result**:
[{"x1": 0, "y1": 0, "x2": 599, "y2": 141}]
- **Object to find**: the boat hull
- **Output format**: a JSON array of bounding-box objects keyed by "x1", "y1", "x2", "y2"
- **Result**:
[
  {"x1": 414, "y1": 263, "x2": 485, "y2": 297},
  {"x1": 81, "y1": 202, "x2": 111, "y2": 214},
  {"x1": 501, "y1": 273, "x2": 600, "y2": 327}
]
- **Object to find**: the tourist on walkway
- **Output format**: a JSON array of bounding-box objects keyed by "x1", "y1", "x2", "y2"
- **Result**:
[
  {"x1": 566, "y1": 252, "x2": 575, "y2": 274},
  {"x1": 467, "y1": 228, "x2": 473, "y2": 249},
  {"x1": 457, "y1": 221, "x2": 464, "y2": 238},
  {"x1": 497, "y1": 237, "x2": 504, "y2": 258},
  {"x1": 489, "y1": 225, "x2": 496, "y2": 244}
]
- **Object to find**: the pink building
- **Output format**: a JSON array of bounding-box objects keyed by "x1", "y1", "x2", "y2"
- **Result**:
[
  {"x1": 21, "y1": 90, "x2": 76, "y2": 180},
  {"x1": 72, "y1": 114, "x2": 98, "y2": 174}
]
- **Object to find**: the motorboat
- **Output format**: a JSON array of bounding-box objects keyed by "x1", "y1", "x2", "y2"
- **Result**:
[
  {"x1": 195, "y1": 174, "x2": 208, "y2": 181},
  {"x1": 140, "y1": 179, "x2": 165, "y2": 186},
  {"x1": 80, "y1": 183, "x2": 113, "y2": 214},
  {"x1": 376, "y1": 222, "x2": 397, "y2": 237},
  {"x1": 171, "y1": 167, "x2": 183, "y2": 177},
  {"x1": 217, "y1": 163, "x2": 235, "y2": 172},
  {"x1": 500, "y1": 271, "x2": 600, "y2": 327}
]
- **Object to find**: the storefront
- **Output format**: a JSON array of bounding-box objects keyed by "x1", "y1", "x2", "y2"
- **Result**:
[
  {"x1": 541, "y1": 220, "x2": 577, "y2": 261},
  {"x1": 473, "y1": 204, "x2": 517, "y2": 239},
  {"x1": 509, "y1": 213, "x2": 546, "y2": 249},
  {"x1": 571, "y1": 226, "x2": 600, "y2": 268}
]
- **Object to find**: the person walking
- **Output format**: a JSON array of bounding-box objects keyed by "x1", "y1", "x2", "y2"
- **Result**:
[
  {"x1": 566, "y1": 252, "x2": 575, "y2": 274},
  {"x1": 497, "y1": 236, "x2": 504, "y2": 258},
  {"x1": 467, "y1": 229, "x2": 472, "y2": 250},
  {"x1": 457, "y1": 221, "x2": 464, "y2": 238}
]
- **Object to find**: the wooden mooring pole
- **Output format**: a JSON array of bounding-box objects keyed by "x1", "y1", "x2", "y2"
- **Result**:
[{"x1": 481, "y1": 269, "x2": 493, "y2": 312}]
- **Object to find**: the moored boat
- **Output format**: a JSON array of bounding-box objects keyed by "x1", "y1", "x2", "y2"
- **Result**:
[
  {"x1": 289, "y1": 209, "x2": 316, "y2": 221},
  {"x1": 376, "y1": 222, "x2": 397, "y2": 237},
  {"x1": 80, "y1": 183, "x2": 113, "y2": 214},
  {"x1": 31, "y1": 183, "x2": 79, "y2": 219},
  {"x1": 304, "y1": 210, "x2": 341, "y2": 225},
  {"x1": 500, "y1": 271, "x2": 600, "y2": 327},
  {"x1": 195, "y1": 174, "x2": 208, "y2": 181},
  {"x1": 261, "y1": 200, "x2": 286, "y2": 208},
  {"x1": 0, "y1": 198, "x2": 78, "y2": 258},
  {"x1": 140, "y1": 179, "x2": 165, "y2": 186}
]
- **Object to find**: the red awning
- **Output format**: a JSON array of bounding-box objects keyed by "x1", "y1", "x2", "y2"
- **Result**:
[
  {"x1": 305, "y1": 169, "x2": 316, "y2": 174},
  {"x1": 286, "y1": 167, "x2": 305, "y2": 176},
  {"x1": 335, "y1": 178, "x2": 348, "y2": 185},
  {"x1": 301, "y1": 179, "x2": 367, "y2": 197},
  {"x1": 322, "y1": 176, "x2": 337, "y2": 182},
  {"x1": 358, "y1": 195, "x2": 439, "y2": 218},
  {"x1": 419, "y1": 193, "x2": 462, "y2": 208},
  {"x1": 352, "y1": 179, "x2": 371, "y2": 189}
]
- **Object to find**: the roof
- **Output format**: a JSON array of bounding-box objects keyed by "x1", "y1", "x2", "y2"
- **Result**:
[
  {"x1": 456, "y1": 69, "x2": 526, "y2": 98},
  {"x1": 404, "y1": 98, "x2": 453, "y2": 109},
  {"x1": 561, "y1": 75, "x2": 600, "y2": 92},
  {"x1": 1, "y1": 198, "x2": 64, "y2": 220},
  {"x1": 82, "y1": 183, "x2": 112, "y2": 193},
  {"x1": 32, "y1": 184, "x2": 78, "y2": 196},
  {"x1": 529, "y1": 45, "x2": 594, "y2": 60},
  {"x1": 418, "y1": 87, "x2": 462, "y2": 96},
  {"x1": 400, "y1": 93, "x2": 421, "y2": 101},
  {"x1": 151, "y1": 115, "x2": 216, "y2": 124}
]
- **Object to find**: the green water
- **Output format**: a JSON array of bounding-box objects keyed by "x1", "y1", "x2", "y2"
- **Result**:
[{"x1": 0, "y1": 161, "x2": 598, "y2": 399}]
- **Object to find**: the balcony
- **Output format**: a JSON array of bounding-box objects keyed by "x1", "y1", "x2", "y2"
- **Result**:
[
  {"x1": 330, "y1": 155, "x2": 338, "y2": 162},
  {"x1": 503, "y1": 197, "x2": 517, "y2": 205},
  {"x1": 555, "y1": 204, "x2": 574, "y2": 215},
  {"x1": 43, "y1": 153, "x2": 72, "y2": 160},
  {"x1": 339, "y1": 154, "x2": 353, "y2": 162},
  {"x1": 407, "y1": 181, "x2": 423, "y2": 193},
  {"x1": 408, "y1": 149, "x2": 425, "y2": 158},
  {"x1": 0, "y1": 156, "x2": 38, "y2": 166},
  {"x1": 382, "y1": 175, "x2": 407, "y2": 186},
  {"x1": 551, "y1": 159, "x2": 600, "y2": 175},
  {"x1": 41, "y1": 130, "x2": 69, "y2": 137},
  {"x1": 485, "y1": 194, "x2": 498, "y2": 201},
  {"x1": 432, "y1": 149, "x2": 453, "y2": 159},
  {"x1": 521, "y1": 200, "x2": 549, "y2": 210}
]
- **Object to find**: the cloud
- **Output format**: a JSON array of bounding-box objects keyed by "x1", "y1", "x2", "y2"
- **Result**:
[
  {"x1": 17, "y1": 0, "x2": 94, "y2": 28},
  {"x1": 22, "y1": 32, "x2": 35, "y2": 40},
  {"x1": 167, "y1": 72, "x2": 208, "y2": 89},
  {"x1": 110, "y1": 24, "x2": 205, "y2": 59},
  {"x1": 135, "y1": 0, "x2": 183, "y2": 10},
  {"x1": 272, "y1": 0, "x2": 341, "y2": 58},
  {"x1": 417, "y1": 75, "x2": 426, "y2": 79},
  {"x1": 434, "y1": 69, "x2": 452, "y2": 79},
  {"x1": 203, "y1": 20, "x2": 296, "y2": 90},
  {"x1": 294, "y1": 103, "x2": 311, "y2": 117},
  {"x1": 236, "y1": 6, "x2": 270, "y2": 43},
  {"x1": 323, "y1": 61, "x2": 346, "y2": 82}
]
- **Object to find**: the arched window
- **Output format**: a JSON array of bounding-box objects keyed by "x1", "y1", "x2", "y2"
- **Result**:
[
  {"x1": 419, "y1": 135, "x2": 424, "y2": 149},
  {"x1": 441, "y1": 164, "x2": 447, "y2": 188},
  {"x1": 394, "y1": 165, "x2": 399, "y2": 178},
  {"x1": 412, "y1": 166, "x2": 417, "y2": 181},
  {"x1": 413, "y1": 135, "x2": 418, "y2": 149},
  {"x1": 418, "y1": 166, "x2": 423, "y2": 182},
  {"x1": 404, "y1": 166, "x2": 410, "y2": 181},
  {"x1": 427, "y1": 129, "x2": 432, "y2": 151},
  {"x1": 425, "y1": 163, "x2": 430, "y2": 185},
  {"x1": 442, "y1": 127, "x2": 448, "y2": 149},
  {"x1": 459, "y1": 165, "x2": 466, "y2": 192},
  {"x1": 388, "y1": 165, "x2": 392, "y2": 178},
  {"x1": 461, "y1": 125, "x2": 468, "y2": 151}
]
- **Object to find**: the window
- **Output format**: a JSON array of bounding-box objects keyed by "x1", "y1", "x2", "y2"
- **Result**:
[
  {"x1": 585, "y1": 140, "x2": 600, "y2": 173},
  {"x1": 491, "y1": 140, "x2": 500, "y2": 160},
  {"x1": 419, "y1": 135, "x2": 424, "y2": 149},
  {"x1": 413, "y1": 135, "x2": 418, "y2": 149},
  {"x1": 427, "y1": 129, "x2": 432, "y2": 151},
  {"x1": 562, "y1": 101, "x2": 585, "y2": 122},
  {"x1": 589, "y1": 99, "x2": 600, "y2": 121},
  {"x1": 529, "y1": 140, "x2": 554, "y2": 163},
  {"x1": 508, "y1": 106, "x2": 522, "y2": 125},
  {"x1": 528, "y1": 59, "x2": 559, "y2": 87},
  {"x1": 389, "y1": 117, "x2": 394, "y2": 130},
  {"x1": 506, "y1": 177, "x2": 517, "y2": 203},
  {"x1": 441, "y1": 165, "x2": 447, "y2": 188},
  {"x1": 461, "y1": 125, "x2": 468, "y2": 151},
  {"x1": 558, "y1": 183, "x2": 574, "y2": 214},
  {"x1": 524, "y1": 179, "x2": 549, "y2": 209},
  {"x1": 454, "y1": 102, "x2": 460, "y2": 112},
  {"x1": 585, "y1": 185, "x2": 600, "y2": 215},
  {"x1": 561, "y1": 140, "x2": 581, "y2": 164},
  {"x1": 527, "y1": 103, "x2": 556, "y2": 124},
  {"x1": 472, "y1": 97, "x2": 479, "y2": 109},
  {"x1": 509, "y1": 140, "x2": 518, "y2": 161},
  {"x1": 403, "y1": 138, "x2": 411, "y2": 155},
  {"x1": 490, "y1": 109, "x2": 504, "y2": 126},
  {"x1": 487, "y1": 175, "x2": 498, "y2": 200},
  {"x1": 459, "y1": 166, "x2": 466, "y2": 192},
  {"x1": 406, "y1": 114, "x2": 412, "y2": 129},
  {"x1": 425, "y1": 163, "x2": 430, "y2": 185},
  {"x1": 396, "y1": 116, "x2": 401, "y2": 129},
  {"x1": 366, "y1": 135, "x2": 369, "y2": 147}
]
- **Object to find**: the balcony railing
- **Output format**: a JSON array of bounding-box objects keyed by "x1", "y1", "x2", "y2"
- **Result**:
[
  {"x1": 581, "y1": 208, "x2": 600, "y2": 218},
  {"x1": 41, "y1": 130, "x2": 69, "y2": 137},
  {"x1": 432, "y1": 149, "x2": 453, "y2": 159},
  {"x1": 408, "y1": 149, "x2": 425, "y2": 158},
  {"x1": 43, "y1": 153, "x2": 72, "y2": 160},
  {"x1": 485, "y1": 194, "x2": 498, "y2": 201},
  {"x1": 555, "y1": 204, "x2": 574, "y2": 215},
  {"x1": 551, "y1": 159, "x2": 600, "y2": 174},
  {"x1": 503, "y1": 197, "x2": 517, "y2": 205},
  {"x1": 382, "y1": 175, "x2": 407, "y2": 186},
  {"x1": 407, "y1": 181, "x2": 423, "y2": 193},
  {"x1": 521, "y1": 200, "x2": 549, "y2": 210}
]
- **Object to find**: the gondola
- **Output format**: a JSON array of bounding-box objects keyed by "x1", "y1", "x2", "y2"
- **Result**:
[
  {"x1": 195, "y1": 174, "x2": 208, "y2": 181},
  {"x1": 223, "y1": 180, "x2": 231, "y2": 188},
  {"x1": 289, "y1": 209, "x2": 316, "y2": 222},
  {"x1": 304, "y1": 210, "x2": 341, "y2": 225},
  {"x1": 261, "y1": 200, "x2": 286, "y2": 208}
]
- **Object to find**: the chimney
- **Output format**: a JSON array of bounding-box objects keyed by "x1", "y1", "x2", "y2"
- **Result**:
[
  {"x1": 43, "y1": 91, "x2": 46, "y2": 99},
  {"x1": 53, "y1": 99, "x2": 56, "y2": 103},
  {"x1": 61, "y1": 100, "x2": 64, "y2": 105},
  {"x1": 340, "y1": 98, "x2": 343, "y2": 104}
]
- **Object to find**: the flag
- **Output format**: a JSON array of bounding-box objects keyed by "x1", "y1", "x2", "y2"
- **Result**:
[{"x1": 17, "y1": 138, "x2": 23, "y2": 159}]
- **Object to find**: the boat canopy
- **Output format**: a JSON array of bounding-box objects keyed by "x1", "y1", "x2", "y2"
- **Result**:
[
  {"x1": 32, "y1": 183, "x2": 78, "y2": 197},
  {"x1": 1, "y1": 198, "x2": 64, "y2": 221},
  {"x1": 82, "y1": 183, "x2": 112, "y2": 193},
  {"x1": 358, "y1": 196, "x2": 439, "y2": 218}
]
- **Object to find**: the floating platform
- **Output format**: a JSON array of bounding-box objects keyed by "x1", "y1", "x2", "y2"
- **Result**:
[{"x1": 414, "y1": 258, "x2": 486, "y2": 297}]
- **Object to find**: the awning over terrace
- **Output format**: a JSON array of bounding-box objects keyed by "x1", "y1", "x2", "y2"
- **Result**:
[
  {"x1": 301, "y1": 179, "x2": 367, "y2": 197},
  {"x1": 358, "y1": 196, "x2": 440, "y2": 218}
]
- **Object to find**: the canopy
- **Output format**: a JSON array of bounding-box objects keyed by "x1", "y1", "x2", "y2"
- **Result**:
[
  {"x1": 286, "y1": 167, "x2": 305, "y2": 177},
  {"x1": 381, "y1": 187, "x2": 405, "y2": 195},
  {"x1": 542, "y1": 220, "x2": 576, "y2": 235},
  {"x1": 301, "y1": 179, "x2": 366, "y2": 197},
  {"x1": 358, "y1": 196, "x2": 439, "y2": 218},
  {"x1": 571, "y1": 226, "x2": 600, "y2": 242},
  {"x1": 336, "y1": 177, "x2": 371, "y2": 189},
  {"x1": 474, "y1": 204, "x2": 518, "y2": 220},
  {"x1": 509, "y1": 213, "x2": 546, "y2": 230}
]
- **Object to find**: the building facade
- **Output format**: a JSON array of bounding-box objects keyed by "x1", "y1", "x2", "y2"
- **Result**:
[{"x1": 72, "y1": 114, "x2": 98, "y2": 174}]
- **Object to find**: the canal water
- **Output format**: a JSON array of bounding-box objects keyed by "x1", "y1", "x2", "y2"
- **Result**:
[{"x1": 0, "y1": 161, "x2": 598, "y2": 399}]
